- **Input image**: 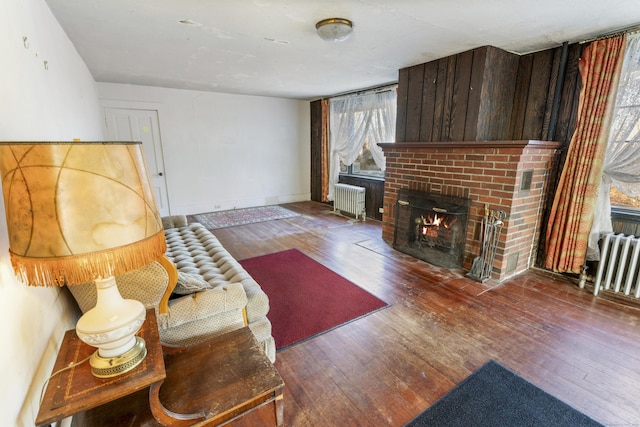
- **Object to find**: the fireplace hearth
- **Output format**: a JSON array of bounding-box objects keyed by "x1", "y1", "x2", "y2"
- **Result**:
[{"x1": 393, "y1": 189, "x2": 470, "y2": 269}]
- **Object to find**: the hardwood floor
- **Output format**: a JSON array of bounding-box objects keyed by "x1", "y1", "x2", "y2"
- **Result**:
[{"x1": 207, "y1": 201, "x2": 640, "y2": 426}]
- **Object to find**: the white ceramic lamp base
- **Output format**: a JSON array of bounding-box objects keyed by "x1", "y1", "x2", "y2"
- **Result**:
[{"x1": 75, "y1": 276, "x2": 147, "y2": 378}]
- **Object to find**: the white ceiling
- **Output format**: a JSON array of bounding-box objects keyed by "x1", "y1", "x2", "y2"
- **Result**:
[{"x1": 45, "y1": 0, "x2": 640, "y2": 100}]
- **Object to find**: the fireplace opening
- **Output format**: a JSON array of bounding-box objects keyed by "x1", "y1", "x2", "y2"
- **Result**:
[{"x1": 393, "y1": 189, "x2": 470, "y2": 269}]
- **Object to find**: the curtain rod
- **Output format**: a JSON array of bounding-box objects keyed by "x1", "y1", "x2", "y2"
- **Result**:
[
  {"x1": 329, "y1": 83, "x2": 397, "y2": 100},
  {"x1": 579, "y1": 24, "x2": 640, "y2": 44}
]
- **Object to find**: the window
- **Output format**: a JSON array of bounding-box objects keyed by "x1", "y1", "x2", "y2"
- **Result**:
[
  {"x1": 328, "y1": 86, "x2": 396, "y2": 199},
  {"x1": 606, "y1": 32, "x2": 640, "y2": 213},
  {"x1": 339, "y1": 139, "x2": 386, "y2": 178},
  {"x1": 611, "y1": 186, "x2": 640, "y2": 210}
]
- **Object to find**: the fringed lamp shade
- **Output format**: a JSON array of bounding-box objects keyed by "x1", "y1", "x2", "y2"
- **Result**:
[
  {"x1": 0, "y1": 141, "x2": 166, "y2": 377},
  {"x1": 0, "y1": 141, "x2": 166, "y2": 286}
]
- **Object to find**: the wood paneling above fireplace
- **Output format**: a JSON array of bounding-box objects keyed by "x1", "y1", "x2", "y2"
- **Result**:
[
  {"x1": 396, "y1": 44, "x2": 583, "y2": 147},
  {"x1": 397, "y1": 46, "x2": 519, "y2": 142}
]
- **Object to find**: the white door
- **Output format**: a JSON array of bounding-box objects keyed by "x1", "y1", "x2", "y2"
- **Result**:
[{"x1": 104, "y1": 108, "x2": 170, "y2": 216}]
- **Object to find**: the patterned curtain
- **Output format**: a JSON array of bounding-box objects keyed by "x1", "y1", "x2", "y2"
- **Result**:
[
  {"x1": 320, "y1": 98, "x2": 330, "y2": 202},
  {"x1": 544, "y1": 36, "x2": 626, "y2": 274},
  {"x1": 590, "y1": 32, "x2": 640, "y2": 249}
]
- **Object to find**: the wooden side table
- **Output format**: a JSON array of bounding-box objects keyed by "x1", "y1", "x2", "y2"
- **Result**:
[
  {"x1": 75, "y1": 327, "x2": 285, "y2": 426},
  {"x1": 36, "y1": 309, "x2": 165, "y2": 426}
]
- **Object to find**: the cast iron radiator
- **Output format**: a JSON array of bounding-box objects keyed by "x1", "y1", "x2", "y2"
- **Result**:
[
  {"x1": 594, "y1": 233, "x2": 640, "y2": 298},
  {"x1": 334, "y1": 183, "x2": 366, "y2": 221}
]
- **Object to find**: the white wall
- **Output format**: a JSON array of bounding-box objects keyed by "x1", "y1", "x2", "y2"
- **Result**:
[
  {"x1": 97, "y1": 83, "x2": 311, "y2": 216},
  {"x1": 0, "y1": 0, "x2": 104, "y2": 425}
]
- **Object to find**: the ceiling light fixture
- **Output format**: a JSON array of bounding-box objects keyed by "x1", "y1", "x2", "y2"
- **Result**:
[{"x1": 315, "y1": 18, "x2": 353, "y2": 42}]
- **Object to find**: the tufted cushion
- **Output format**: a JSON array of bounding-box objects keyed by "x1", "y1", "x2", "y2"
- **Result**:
[
  {"x1": 161, "y1": 221, "x2": 274, "y2": 360},
  {"x1": 164, "y1": 223, "x2": 270, "y2": 322}
]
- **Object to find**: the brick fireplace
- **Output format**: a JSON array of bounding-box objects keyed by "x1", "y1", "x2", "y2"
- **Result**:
[{"x1": 379, "y1": 140, "x2": 561, "y2": 282}]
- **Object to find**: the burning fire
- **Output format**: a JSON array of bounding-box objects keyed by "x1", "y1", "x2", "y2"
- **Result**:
[
  {"x1": 417, "y1": 213, "x2": 457, "y2": 239},
  {"x1": 420, "y1": 213, "x2": 456, "y2": 230}
]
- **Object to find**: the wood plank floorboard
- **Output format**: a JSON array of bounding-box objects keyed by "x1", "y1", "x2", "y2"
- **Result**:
[{"x1": 195, "y1": 201, "x2": 640, "y2": 426}]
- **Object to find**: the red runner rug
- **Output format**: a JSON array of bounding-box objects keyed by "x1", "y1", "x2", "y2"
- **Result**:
[{"x1": 239, "y1": 249, "x2": 388, "y2": 350}]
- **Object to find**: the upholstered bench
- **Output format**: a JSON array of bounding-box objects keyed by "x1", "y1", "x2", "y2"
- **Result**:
[
  {"x1": 68, "y1": 216, "x2": 276, "y2": 362},
  {"x1": 162, "y1": 216, "x2": 275, "y2": 361}
]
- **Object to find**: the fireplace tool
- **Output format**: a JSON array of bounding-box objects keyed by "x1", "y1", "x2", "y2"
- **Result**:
[{"x1": 467, "y1": 208, "x2": 507, "y2": 282}]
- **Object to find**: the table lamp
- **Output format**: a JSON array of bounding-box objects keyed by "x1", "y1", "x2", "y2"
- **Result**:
[{"x1": 0, "y1": 141, "x2": 166, "y2": 378}]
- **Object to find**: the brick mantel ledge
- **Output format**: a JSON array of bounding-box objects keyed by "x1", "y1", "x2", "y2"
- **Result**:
[{"x1": 378, "y1": 140, "x2": 561, "y2": 149}]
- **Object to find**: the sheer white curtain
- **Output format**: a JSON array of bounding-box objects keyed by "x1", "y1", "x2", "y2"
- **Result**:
[
  {"x1": 327, "y1": 89, "x2": 396, "y2": 200},
  {"x1": 589, "y1": 32, "x2": 640, "y2": 260}
]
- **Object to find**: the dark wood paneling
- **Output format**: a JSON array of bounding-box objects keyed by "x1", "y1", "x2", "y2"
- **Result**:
[
  {"x1": 338, "y1": 175, "x2": 385, "y2": 221},
  {"x1": 396, "y1": 43, "x2": 582, "y2": 147},
  {"x1": 433, "y1": 58, "x2": 449, "y2": 141},
  {"x1": 541, "y1": 46, "x2": 563, "y2": 139},
  {"x1": 465, "y1": 47, "x2": 488, "y2": 140},
  {"x1": 510, "y1": 54, "x2": 533, "y2": 139},
  {"x1": 395, "y1": 68, "x2": 409, "y2": 141},
  {"x1": 310, "y1": 100, "x2": 323, "y2": 202},
  {"x1": 510, "y1": 47, "x2": 563, "y2": 142},
  {"x1": 554, "y1": 43, "x2": 584, "y2": 146},
  {"x1": 419, "y1": 61, "x2": 439, "y2": 141},
  {"x1": 441, "y1": 56, "x2": 457, "y2": 140},
  {"x1": 399, "y1": 45, "x2": 523, "y2": 143},
  {"x1": 483, "y1": 46, "x2": 519, "y2": 140},
  {"x1": 450, "y1": 49, "x2": 474, "y2": 141},
  {"x1": 406, "y1": 65, "x2": 426, "y2": 142},
  {"x1": 522, "y1": 49, "x2": 555, "y2": 140}
]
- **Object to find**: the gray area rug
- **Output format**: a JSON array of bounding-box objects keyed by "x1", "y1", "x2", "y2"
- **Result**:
[
  {"x1": 193, "y1": 205, "x2": 300, "y2": 229},
  {"x1": 406, "y1": 360, "x2": 603, "y2": 426}
]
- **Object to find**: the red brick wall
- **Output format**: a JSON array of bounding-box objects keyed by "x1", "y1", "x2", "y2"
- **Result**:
[{"x1": 379, "y1": 140, "x2": 560, "y2": 281}]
